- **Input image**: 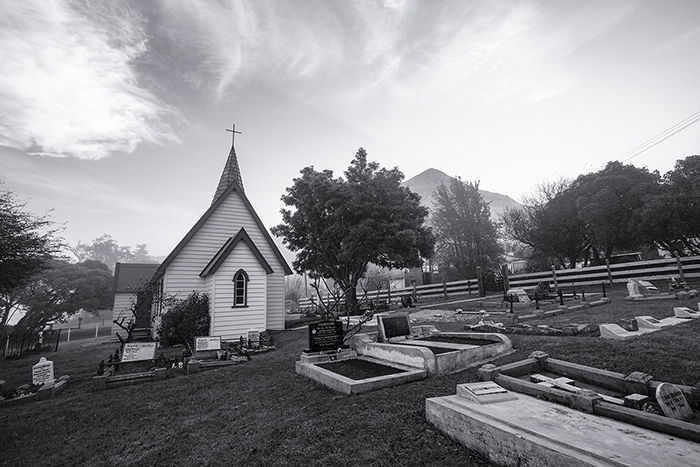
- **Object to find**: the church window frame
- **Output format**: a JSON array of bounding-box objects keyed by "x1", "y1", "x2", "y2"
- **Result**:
[{"x1": 232, "y1": 269, "x2": 249, "y2": 307}]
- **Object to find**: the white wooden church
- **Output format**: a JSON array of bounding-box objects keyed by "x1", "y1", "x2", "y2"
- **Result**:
[{"x1": 112, "y1": 136, "x2": 292, "y2": 341}]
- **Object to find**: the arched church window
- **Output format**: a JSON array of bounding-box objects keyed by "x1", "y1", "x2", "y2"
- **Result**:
[{"x1": 233, "y1": 269, "x2": 249, "y2": 307}]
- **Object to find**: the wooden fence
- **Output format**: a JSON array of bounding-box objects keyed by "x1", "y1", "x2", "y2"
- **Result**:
[{"x1": 297, "y1": 255, "x2": 695, "y2": 311}]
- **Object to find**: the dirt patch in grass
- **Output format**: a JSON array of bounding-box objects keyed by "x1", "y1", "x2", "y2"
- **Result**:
[{"x1": 317, "y1": 359, "x2": 406, "y2": 380}]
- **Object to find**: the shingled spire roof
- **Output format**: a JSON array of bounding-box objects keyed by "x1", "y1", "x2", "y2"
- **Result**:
[{"x1": 212, "y1": 144, "x2": 244, "y2": 204}]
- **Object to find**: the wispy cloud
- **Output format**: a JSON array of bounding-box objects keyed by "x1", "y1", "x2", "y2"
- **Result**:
[
  {"x1": 156, "y1": 1, "x2": 633, "y2": 105},
  {"x1": 0, "y1": 1, "x2": 176, "y2": 159}
]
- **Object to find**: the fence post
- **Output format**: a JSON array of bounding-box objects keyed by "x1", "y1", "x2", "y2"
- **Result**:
[
  {"x1": 551, "y1": 265, "x2": 559, "y2": 293},
  {"x1": 535, "y1": 292, "x2": 540, "y2": 310},
  {"x1": 467, "y1": 280, "x2": 471, "y2": 297},
  {"x1": 476, "y1": 266, "x2": 485, "y2": 297},
  {"x1": 509, "y1": 295, "x2": 514, "y2": 313},
  {"x1": 387, "y1": 280, "x2": 392, "y2": 304},
  {"x1": 602, "y1": 282, "x2": 607, "y2": 298},
  {"x1": 67, "y1": 327, "x2": 71, "y2": 343},
  {"x1": 95, "y1": 325, "x2": 99, "y2": 338},
  {"x1": 676, "y1": 253, "x2": 686, "y2": 283},
  {"x1": 442, "y1": 280, "x2": 448, "y2": 300},
  {"x1": 501, "y1": 264, "x2": 510, "y2": 293},
  {"x1": 605, "y1": 259, "x2": 613, "y2": 284}
]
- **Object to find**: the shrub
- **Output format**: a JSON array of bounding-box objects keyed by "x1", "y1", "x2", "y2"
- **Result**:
[{"x1": 157, "y1": 292, "x2": 210, "y2": 347}]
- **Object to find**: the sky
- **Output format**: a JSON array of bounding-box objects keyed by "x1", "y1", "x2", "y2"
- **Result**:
[{"x1": 1, "y1": 0, "x2": 699, "y2": 259}]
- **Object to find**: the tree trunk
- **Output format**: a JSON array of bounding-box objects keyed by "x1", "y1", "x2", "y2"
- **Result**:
[{"x1": 345, "y1": 283, "x2": 358, "y2": 315}]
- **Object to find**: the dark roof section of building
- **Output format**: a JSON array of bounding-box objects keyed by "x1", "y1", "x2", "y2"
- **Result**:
[
  {"x1": 152, "y1": 182, "x2": 293, "y2": 282},
  {"x1": 200, "y1": 228, "x2": 274, "y2": 277},
  {"x1": 113, "y1": 263, "x2": 161, "y2": 293},
  {"x1": 212, "y1": 144, "x2": 244, "y2": 204}
]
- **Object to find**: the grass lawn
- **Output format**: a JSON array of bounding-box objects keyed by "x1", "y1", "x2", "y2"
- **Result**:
[{"x1": 2, "y1": 291, "x2": 699, "y2": 466}]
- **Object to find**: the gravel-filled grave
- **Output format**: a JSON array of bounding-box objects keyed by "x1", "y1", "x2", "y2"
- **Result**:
[
  {"x1": 419, "y1": 336, "x2": 494, "y2": 346},
  {"x1": 317, "y1": 359, "x2": 407, "y2": 380}
]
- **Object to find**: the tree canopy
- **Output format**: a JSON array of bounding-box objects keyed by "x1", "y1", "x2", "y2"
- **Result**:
[
  {"x1": 430, "y1": 177, "x2": 502, "y2": 278},
  {"x1": 11, "y1": 259, "x2": 114, "y2": 335},
  {"x1": 0, "y1": 190, "x2": 64, "y2": 295},
  {"x1": 272, "y1": 148, "x2": 434, "y2": 312},
  {"x1": 69, "y1": 234, "x2": 155, "y2": 270}
]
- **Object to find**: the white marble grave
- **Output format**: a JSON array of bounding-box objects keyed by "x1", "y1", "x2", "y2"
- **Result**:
[
  {"x1": 674, "y1": 307, "x2": 700, "y2": 319},
  {"x1": 32, "y1": 357, "x2": 54, "y2": 385}
]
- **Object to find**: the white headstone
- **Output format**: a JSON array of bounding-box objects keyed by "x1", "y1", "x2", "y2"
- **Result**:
[
  {"x1": 626, "y1": 280, "x2": 642, "y2": 298},
  {"x1": 674, "y1": 307, "x2": 700, "y2": 319},
  {"x1": 656, "y1": 383, "x2": 693, "y2": 421},
  {"x1": 248, "y1": 329, "x2": 260, "y2": 348},
  {"x1": 638, "y1": 280, "x2": 659, "y2": 294},
  {"x1": 457, "y1": 382, "x2": 518, "y2": 404},
  {"x1": 635, "y1": 316, "x2": 663, "y2": 329},
  {"x1": 195, "y1": 336, "x2": 222, "y2": 351},
  {"x1": 599, "y1": 323, "x2": 636, "y2": 340},
  {"x1": 32, "y1": 357, "x2": 54, "y2": 385},
  {"x1": 121, "y1": 342, "x2": 157, "y2": 362}
]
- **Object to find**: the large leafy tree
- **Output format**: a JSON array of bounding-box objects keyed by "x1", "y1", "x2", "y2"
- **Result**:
[
  {"x1": 501, "y1": 179, "x2": 589, "y2": 269},
  {"x1": 641, "y1": 155, "x2": 700, "y2": 255},
  {"x1": 0, "y1": 190, "x2": 64, "y2": 343},
  {"x1": 569, "y1": 161, "x2": 661, "y2": 262},
  {"x1": 272, "y1": 148, "x2": 434, "y2": 313},
  {"x1": 431, "y1": 178, "x2": 502, "y2": 278},
  {"x1": 12, "y1": 259, "x2": 114, "y2": 335}
]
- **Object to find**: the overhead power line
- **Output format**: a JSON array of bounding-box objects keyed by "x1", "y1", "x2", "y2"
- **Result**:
[{"x1": 617, "y1": 109, "x2": 700, "y2": 163}]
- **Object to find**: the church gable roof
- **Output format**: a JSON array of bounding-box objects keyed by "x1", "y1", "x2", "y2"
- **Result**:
[
  {"x1": 152, "y1": 183, "x2": 293, "y2": 281},
  {"x1": 200, "y1": 228, "x2": 273, "y2": 277}
]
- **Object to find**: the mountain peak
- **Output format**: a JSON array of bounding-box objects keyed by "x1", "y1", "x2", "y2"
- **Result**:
[{"x1": 403, "y1": 167, "x2": 521, "y2": 219}]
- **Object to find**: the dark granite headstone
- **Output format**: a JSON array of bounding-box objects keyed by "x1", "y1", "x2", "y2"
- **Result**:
[
  {"x1": 308, "y1": 321, "x2": 344, "y2": 352},
  {"x1": 381, "y1": 313, "x2": 411, "y2": 339}
]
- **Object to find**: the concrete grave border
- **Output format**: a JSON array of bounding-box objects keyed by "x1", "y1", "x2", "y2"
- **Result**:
[
  {"x1": 295, "y1": 356, "x2": 427, "y2": 395},
  {"x1": 477, "y1": 352, "x2": 700, "y2": 443},
  {"x1": 1, "y1": 375, "x2": 71, "y2": 408}
]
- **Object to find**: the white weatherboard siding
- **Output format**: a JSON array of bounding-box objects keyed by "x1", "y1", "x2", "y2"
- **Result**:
[
  {"x1": 211, "y1": 243, "x2": 267, "y2": 339},
  {"x1": 111, "y1": 292, "x2": 135, "y2": 338},
  {"x1": 163, "y1": 190, "x2": 284, "y2": 297},
  {"x1": 266, "y1": 271, "x2": 285, "y2": 330}
]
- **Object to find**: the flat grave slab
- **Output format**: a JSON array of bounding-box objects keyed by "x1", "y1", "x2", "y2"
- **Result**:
[
  {"x1": 426, "y1": 391, "x2": 700, "y2": 467},
  {"x1": 674, "y1": 307, "x2": 700, "y2": 319}
]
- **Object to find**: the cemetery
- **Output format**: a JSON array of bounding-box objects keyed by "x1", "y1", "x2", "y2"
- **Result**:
[{"x1": 0, "y1": 280, "x2": 699, "y2": 465}]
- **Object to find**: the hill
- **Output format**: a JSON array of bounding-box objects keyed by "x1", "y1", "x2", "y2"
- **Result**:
[{"x1": 403, "y1": 168, "x2": 521, "y2": 219}]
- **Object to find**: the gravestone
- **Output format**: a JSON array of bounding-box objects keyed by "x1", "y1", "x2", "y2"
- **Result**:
[
  {"x1": 247, "y1": 329, "x2": 260, "y2": 349},
  {"x1": 638, "y1": 280, "x2": 660, "y2": 294},
  {"x1": 635, "y1": 316, "x2": 663, "y2": 329},
  {"x1": 121, "y1": 342, "x2": 157, "y2": 362},
  {"x1": 378, "y1": 312, "x2": 411, "y2": 342},
  {"x1": 194, "y1": 336, "x2": 221, "y2": 360},
  {"x1": 626, "y1": 280, "x2": 642, "y2": 298},
  {"x1": 307, "y1": 321, "x2": 344, "y2": 352},
  {"x1": 195, "y1": 336, "x2": 221, "y2": 351},
  {"x1": 656, "y1": 383, "x2": 693, "y2": 421},
  {"x1": 506, "y1": 288, "x2": 530, "y2": 303},
  {"x1": 457, "y1": 382, "x2": 518, "y2": 404},
  {"x1": 32, "y1": 357, "x2": 54, "y2": 385},
  {"x1": 599, "y1": 323, "x2": 637, "y2": 341},
  {"x1": 674, "y1": 307, "x2": 700, "y2": 319}
]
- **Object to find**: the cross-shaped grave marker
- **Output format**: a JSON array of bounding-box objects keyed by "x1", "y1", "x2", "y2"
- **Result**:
[{"x1": 530, "y1": 373, "x2": 625, "y2": 405}]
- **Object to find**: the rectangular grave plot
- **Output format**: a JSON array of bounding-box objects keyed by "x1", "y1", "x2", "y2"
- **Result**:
[
  {"x1": 317, "y1": 359, "x2": 406, "y2": 380},
  {"x1": 195, "y1": 336, "x2": 221, "y2": 351},
  {"x1": 121, "y1": 342, "x2": 157, "y2": 362},
  {"x1": 381, "y1": 314, "x2": 411, "y2": 339}
]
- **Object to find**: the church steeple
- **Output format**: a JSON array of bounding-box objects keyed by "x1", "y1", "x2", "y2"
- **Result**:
[{"x1": 212, "y1": 124, "x2": 244, "y2": 204}]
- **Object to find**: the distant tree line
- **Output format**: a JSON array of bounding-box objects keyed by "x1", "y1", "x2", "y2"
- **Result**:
[
  {"x1": 501, "y1": 155, "x2": 700, "y2": 269},
  {"x1": 69, "y1": 234, "x2": 158, "y2": 271},
  {"x1": 0, "y1": 191, "x2": 128, "y2": 348}
]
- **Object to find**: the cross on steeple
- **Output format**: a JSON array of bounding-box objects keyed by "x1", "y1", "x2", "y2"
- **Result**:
[{"x1": 226, "y1": 123, "x2": 242, "y2": 146}]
